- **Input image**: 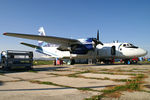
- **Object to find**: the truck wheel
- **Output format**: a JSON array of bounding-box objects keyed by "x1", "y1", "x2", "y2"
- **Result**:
[
  {"x1": 71, "y1": 59, "x2": 75, "y2": 65},
  {"x1": 26, "y1": 66, "x2": 32, "y2": 70},
  {"x1": 3, "y1": 66, "x2": 11, "y2": 71},
  {"x1": 2, "y1": 66, "x2": 5, "y2": 70}
]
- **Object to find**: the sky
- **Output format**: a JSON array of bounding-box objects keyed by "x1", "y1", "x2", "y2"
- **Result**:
[{"x1": 0, "y1": 0, "x2": 150, "y2": 58}]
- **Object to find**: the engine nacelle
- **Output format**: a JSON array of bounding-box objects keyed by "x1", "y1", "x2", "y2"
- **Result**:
[{"x1": 70, "y1": 44, "x2": 88, "y2": 54}]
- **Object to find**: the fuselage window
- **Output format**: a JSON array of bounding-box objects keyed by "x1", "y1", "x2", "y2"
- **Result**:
[
  {"x1": 123, "y1": 44, "x2": 126, "y2": 47},
  {"x1": 122, "y1": 43, "x2": 138, "y2": 48}
]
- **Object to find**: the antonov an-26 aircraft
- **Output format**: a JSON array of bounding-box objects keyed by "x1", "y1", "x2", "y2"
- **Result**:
[{"x1": 3, "y1": 27, "x2": 147, "y2": 64}]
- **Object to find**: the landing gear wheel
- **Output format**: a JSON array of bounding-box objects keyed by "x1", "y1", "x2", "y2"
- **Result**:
[
  {"x1": 71, "y1": 59, "x2": 75, "y2": 65},
  {"x1": 124, "y1": 59, "x2": 130, "y2": 64}
]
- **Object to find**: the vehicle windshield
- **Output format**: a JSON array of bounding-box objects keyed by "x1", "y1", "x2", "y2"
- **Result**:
[{"x1": 122, "y1": 43, "x2": 138, "y2": 48}]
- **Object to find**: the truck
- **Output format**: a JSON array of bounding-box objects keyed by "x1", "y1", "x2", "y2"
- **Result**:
[{"x1": 1, "y1": 50, "x2": 33, "y2": 70}]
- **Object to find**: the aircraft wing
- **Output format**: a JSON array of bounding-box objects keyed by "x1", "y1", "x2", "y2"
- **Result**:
[
  {"x1": 20, "y1": 42, "x2": 41, "y2": 49},
  {"x1": 3, "y1": 33, "x2": 80, "y2": 46}
]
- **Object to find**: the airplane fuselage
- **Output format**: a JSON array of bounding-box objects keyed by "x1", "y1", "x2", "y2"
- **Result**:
[{"x1": 36, "y1": 42, "x2": 147, "y2": 60}]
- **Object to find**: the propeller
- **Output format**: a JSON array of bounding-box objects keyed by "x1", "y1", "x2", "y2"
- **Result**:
[
  {"x1": 92, "y1": 30, "x2": 103, "y2": 48},
  {"x1": 97, "y1": 30, "x2": 99, "y2": 41}
]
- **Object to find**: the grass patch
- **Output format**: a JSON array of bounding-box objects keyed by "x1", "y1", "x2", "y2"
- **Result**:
[
  {"x1": 30, "y1": 80, "x2": 71, "y2": 88},
  {"x1": 53, "y1": 69, "x2": 69, "y2": 71},
  {"x1": 67, "y1": 70, "x2": 93, "y2": 77},
  {"x1": 0, "y1": 73, "x2": 4, "y2": 75},
  {"x1": 33, "y1": 60, "x2": 53, "y2": 65},
  {"x1": 30, "y1": 80, "x2": 96, "y2": 92},
  {"x1": 100, "y1": 72, "x2": 114, "y2": 75},
  {"x1": 85, "y1": 74, "x2": 146, "y2": 100},
  {"x1": 138, "y1": 61, "x2": 150, "y2": 64},
  {"x1": 102, "y1": 75, "x2": 145, "y2": 93},
  {"x1": 68, "y1": 74, "x2": 79, "y2": 77},
  {"x1": 48, "y1": 73, "x2": 61, "y2": 76},
  {"x1": 77, "y1": 87, "x2": 95, "y2": 91},
  {"x1": 28, "y1": 70, "x2": 38, "y2": 73},
  {"x1": 132, "y1": 68, "x2": 139, "y2": 70},
  {"x1": 128, "y1": 73, "x2": 137, "y2": 76},
  {"x1": 142, "y1": 90, "x2": 150, "y2": 93},
  {"x1": 104, "y1": 77, "x2": 110, "y2": 80},
  {"x1": 99, "y1": 69, "x2": 109, "y2": 71},
  {"x1": 136, "y1": 74, "x2": 146, "y2": 79},
  {"x1": 113, "y1": 79, "x2": 132, "y2": 82}
]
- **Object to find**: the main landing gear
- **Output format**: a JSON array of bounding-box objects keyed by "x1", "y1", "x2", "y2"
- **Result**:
[{"x1": 123, "y1": 59, "x2": 138, "y2": 64}]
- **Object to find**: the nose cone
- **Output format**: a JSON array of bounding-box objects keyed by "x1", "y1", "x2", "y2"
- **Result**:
[{"x1": 138, "y1": 48, "x2": 148, "y2": 57}]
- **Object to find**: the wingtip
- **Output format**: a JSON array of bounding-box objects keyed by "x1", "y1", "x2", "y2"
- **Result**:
[
  {"x1": 3, "y1": 32, "x2": 7, "y2": 35},
  {"x1": 20, "y1": 42, "x2": 24, "y2": 44}
]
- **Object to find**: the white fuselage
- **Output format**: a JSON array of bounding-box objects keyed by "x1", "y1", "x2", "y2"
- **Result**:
[
  {"x1": 38, "y1": 42, "x2": 147, "y2": 60},
  {"x1": 96, "y1": 42, "x2": 147, "y2": 59}
]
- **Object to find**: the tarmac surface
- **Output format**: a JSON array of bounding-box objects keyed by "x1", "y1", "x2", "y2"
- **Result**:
[{"x1": 0, "y1": 64, "x2": 150, "y2": 100}]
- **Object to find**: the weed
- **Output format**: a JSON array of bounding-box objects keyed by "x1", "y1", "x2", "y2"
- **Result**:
[
  {"x1": 142, "y1": 90, "x2": 150, "y2": 93},
  {"x1": 132, "y1": 68, "x2": 138, "y2": 70},
  {"x1": 33, "y1": 60, "x2": 53, "y2": 65},
  {"x1": 100, "y1": 72, "x2": 114, "y2": 75},
  {"x1": 28, "y1": 70, "x2": 38, "y2": 73},
  {"x1": 77, "y1": 87, "x2": 94, "y2": 91},
  {"x1": 129, "y1": 73, "x2": 137, "y2": 76},
  {"x1": 136, "y1": 74, "x2": 146, "y2": 79},
  {"x1": 30, "y1": 80, "x2": 97, "y2": 92},
  {"x1": 100, "y1": 69, "x2": 109, "y2": 71},
  {"x1": 85, "y1": 73, "x2": 146, "y2": 100},
  {"x1": 30, "y1": 80, "x2": 71, "y2": 88},
  {"x1": 113, "y1": 79, "x2": 131, "y2": 82},
  {"x1": 68, "y1": 74, "x2": 78, "y2": 77},
  {"x1": 104, "y1": 77, "x2": 110, "y2": 80}
]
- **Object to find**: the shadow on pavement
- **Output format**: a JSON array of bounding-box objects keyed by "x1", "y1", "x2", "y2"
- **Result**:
[
  {"x1": 0, "y1": 85, "x2": 115, "y2": 91},
  {"x1": 0, "y1": 66, "x2": 68, "y2": 74},
  {"x1": 0, "y1": 81, "x2": 3, "y2": 86}
]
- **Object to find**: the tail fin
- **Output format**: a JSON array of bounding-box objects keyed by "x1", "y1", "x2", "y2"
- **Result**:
[
  {"x1": 38, "y1": 27, "x2": 46, "y2": 36},
  {"x1": 38, "y1": 27, "x2": 47, "y2": 47}
]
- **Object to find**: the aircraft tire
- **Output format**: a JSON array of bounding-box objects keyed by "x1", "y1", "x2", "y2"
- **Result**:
[{"x1": 71, "y1": 59, "x2": 75, "y2": 65}]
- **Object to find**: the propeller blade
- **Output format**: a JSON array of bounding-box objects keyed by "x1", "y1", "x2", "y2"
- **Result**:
[
  {"x1": 92, "y1": 30, "x2": 103, "y2": 48},
  {"x1": 97, "y1": 41, "x2": 103, "y2": 45},
  {"x1": 92, "y1": 38, "x2": 103, "y2": 47},
  {"x1": 97, "y1": 30, "x2": 103, "y2": 45},
  {"x1": 97, "y1": 30, "x2": 99, "y2": 41}
]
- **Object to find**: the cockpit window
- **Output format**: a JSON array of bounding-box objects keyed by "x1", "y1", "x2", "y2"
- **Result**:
[{"x1": 122, "y1": 43, "x2": 138, "y2": 48}]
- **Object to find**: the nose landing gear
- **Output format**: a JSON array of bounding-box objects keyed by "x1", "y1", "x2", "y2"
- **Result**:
[{"x1": 123, "y1": 58, "x2": 138, "y2": 64}]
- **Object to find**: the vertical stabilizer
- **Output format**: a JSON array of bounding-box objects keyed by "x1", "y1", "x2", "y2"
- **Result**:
[
  {"x1": 38, "y1": 27, "x2": 47, "y2": 47},
  {"x1": 38, "y1": 27, "x2": 46, "y2": 36}
]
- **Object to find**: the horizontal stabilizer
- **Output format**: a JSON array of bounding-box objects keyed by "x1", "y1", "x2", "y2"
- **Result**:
[{"x1": 20, "y1": 42, "x2": 41, "y2": 49}]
